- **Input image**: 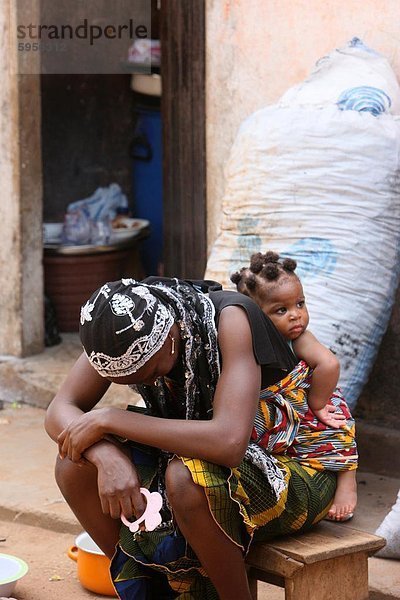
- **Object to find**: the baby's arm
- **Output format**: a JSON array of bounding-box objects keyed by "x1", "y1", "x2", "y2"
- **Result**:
[{"x1": 293, "y1": 331, "x2": 344, "y2": 428}]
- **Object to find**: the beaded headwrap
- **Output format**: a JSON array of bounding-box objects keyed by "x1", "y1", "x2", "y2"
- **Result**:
[{"x1": 79, "y1": 279, "x2": 175, "y2": 377}]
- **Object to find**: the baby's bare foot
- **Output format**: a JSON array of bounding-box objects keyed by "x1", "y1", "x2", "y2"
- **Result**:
[
  {"x1": 327, "y1": 472, "x2": 357, "y2": 521},
  {"x1": 327, "y1": 490, "x2": 357, "y2": 521}
]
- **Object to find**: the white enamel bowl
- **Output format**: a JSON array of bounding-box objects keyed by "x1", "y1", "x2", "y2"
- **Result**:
[{"x1": 0, "y1": 553, "x2": 28, "y2": 597}]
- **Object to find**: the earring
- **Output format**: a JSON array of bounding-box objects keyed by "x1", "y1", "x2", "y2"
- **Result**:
[{"x1": 169, "y1": 335, "x2": 175, "y2": 355}]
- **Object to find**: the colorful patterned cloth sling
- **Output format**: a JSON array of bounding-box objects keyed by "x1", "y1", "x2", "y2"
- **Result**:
[{"x1": 253, "y1": 359, "x2": 358, "y2": 472}]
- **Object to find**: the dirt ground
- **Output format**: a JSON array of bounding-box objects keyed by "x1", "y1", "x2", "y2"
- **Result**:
[
  {"x1": 0, "y1": 520, "x2": 283, "y2": 600},
  {"x1": 0, "y1": 521, "x2": 106, "y2": 600},
  {"x1": 1, "y1": 518, "x2": 396, "y2": 600}
]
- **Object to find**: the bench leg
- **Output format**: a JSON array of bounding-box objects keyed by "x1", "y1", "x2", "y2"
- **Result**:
[
  {"x1": 285, "y1": 552, "x2": 369, "y2": 600},
  {"x1": 248, "y1": 575, "x2": 258, "y2": 600}
]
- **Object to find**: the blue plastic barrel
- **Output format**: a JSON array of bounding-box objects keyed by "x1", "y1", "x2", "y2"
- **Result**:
[{"x1": 130, "y1": 104, "x2": 163, "y2": 276}]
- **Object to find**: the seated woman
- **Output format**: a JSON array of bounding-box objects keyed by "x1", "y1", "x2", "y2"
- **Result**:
[{"x1": 45, "y1": 277, "x2": 337, "y2": 600}]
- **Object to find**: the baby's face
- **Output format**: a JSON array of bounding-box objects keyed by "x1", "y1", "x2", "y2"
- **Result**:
[{"x1": 259, "y1": 277, "x2": 309, "y2": 341}]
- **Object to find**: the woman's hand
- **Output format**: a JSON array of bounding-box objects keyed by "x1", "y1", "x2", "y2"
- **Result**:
[
  {"x1": 58, "y1": 408, "x2": 111, "y2": 463},
  {"x1": 89, "y1": 443, "x2": 146, "y2": 520}
]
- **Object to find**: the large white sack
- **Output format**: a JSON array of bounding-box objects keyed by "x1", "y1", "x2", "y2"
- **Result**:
[
  {"x1": 205, "y1": 40, "x2": 400, "y2": 408},
  {"x1": 280, "y1": 37, "x2": 400, "y2": 115}
]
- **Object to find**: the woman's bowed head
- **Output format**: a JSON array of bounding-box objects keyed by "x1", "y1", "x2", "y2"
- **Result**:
[
  {"x1": 79, "y1": 280, "x2": 179, "y2": 384},
  {"x1": 45, "y1": 276, "x2": 341, "y2": 599},
  {"x1": 56, "y1": 279, "x2": 186, "y2": 467}
]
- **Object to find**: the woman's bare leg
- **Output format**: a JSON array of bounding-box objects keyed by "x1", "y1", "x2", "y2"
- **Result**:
[
  {"x1": 55, "y1": 456, "x2": 120, "y2": 558},
  {"x1": 165, "y1": 458, "x2": 252, "y2": 600}
]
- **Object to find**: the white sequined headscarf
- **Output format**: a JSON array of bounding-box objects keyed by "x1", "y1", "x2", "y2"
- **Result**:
[{"x1": 79, "y1": 279, "x2": 174, "y2": 377}]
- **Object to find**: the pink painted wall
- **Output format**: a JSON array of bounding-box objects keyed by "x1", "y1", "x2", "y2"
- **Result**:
[{"x1": 206, "y1": 0, "x2": 400, "y2": 243}]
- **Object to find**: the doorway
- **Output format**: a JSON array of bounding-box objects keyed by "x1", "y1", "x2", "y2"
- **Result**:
[{"x1": 42, "y1": 0, "x2": 207, "y2": 282}]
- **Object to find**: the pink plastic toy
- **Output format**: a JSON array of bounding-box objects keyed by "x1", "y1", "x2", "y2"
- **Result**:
[{"x1": 121, "y1": 488, "x2": 162, "y2": 533}]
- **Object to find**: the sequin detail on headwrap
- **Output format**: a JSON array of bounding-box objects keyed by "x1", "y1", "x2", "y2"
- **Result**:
[
  {"x1": 80, "y1": 284, "x2": 111, "y2": 324},
  {"x1": 79, "y1": 280, "x2": 174, "y2": 377}
]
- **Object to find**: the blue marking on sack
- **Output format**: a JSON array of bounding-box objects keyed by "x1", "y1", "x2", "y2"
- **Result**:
[
  {"x1": 337, "y1": 86, "x2": 391, "y2": 116},
  {"x1": 348, "y1": 37, "x2": 379, "y2": 55},
  {"x1": 282, "y1": 238, "x2": 338, "y2": 278},
  {"x1": 228, "y1": 217, "x2": 262, "y2": 275}
]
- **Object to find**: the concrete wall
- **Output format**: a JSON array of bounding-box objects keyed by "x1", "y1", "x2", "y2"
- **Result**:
[
  {"x1": 0, "y1": 0, "x2": 43, "y2": 356},
  {"x1": 205, "y1": 0, "x2": 400, "y2": 426}
]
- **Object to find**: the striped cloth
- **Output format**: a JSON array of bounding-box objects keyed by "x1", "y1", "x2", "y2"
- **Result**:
[{"x1": 252, "y1": 360, "x2": 358, "y2": 471}]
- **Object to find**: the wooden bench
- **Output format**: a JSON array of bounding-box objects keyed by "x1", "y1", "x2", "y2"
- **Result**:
[{"x1": 246, "y1": 520, "x2": 385, "y2": 600}]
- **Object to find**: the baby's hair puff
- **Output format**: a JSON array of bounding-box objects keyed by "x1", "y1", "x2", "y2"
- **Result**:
[
  {"x1": 230, "y1": 267, "x2": 257, "y2": 293},
  {"x1": 230, "y1": 251, "x2": 298, "y2": 300},
  {"x1": 229, "y1": 270, "x2": 243, "y2": 285}
]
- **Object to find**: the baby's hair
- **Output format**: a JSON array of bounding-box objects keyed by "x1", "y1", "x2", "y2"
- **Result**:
[{"x1": 230, "y1": 251, "x2": 298, "y2": 299}]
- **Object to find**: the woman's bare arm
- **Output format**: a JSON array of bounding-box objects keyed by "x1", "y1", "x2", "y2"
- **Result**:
[
  {"x1": 44, "y1": 352, "x2": 123, "y2": 469},
  {"x1": 57, "y1": 305, "x2": 262, "y2": 468},
  {"x1": 45, "y1": 353, "x2": 147, "y2": 519},
  {"x1": 45, "y1": 351, "x2": 112, "y2": 442}
]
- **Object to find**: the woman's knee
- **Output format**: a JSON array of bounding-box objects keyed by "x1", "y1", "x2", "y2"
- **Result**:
[
  {"x1": 165, "y1": 458, "x2": 205, "y2": 514},
  {"x1": 55, "y1": 455, "x2": 96, "y2": 499}
]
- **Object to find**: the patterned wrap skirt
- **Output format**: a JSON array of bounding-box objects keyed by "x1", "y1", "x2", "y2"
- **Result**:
[
  {"x1": 111, "y1": 450, "x2": 335, "y2": 599},
  {"x1": 110, "y1": 362, "x2": 350, "y2": 599}
]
